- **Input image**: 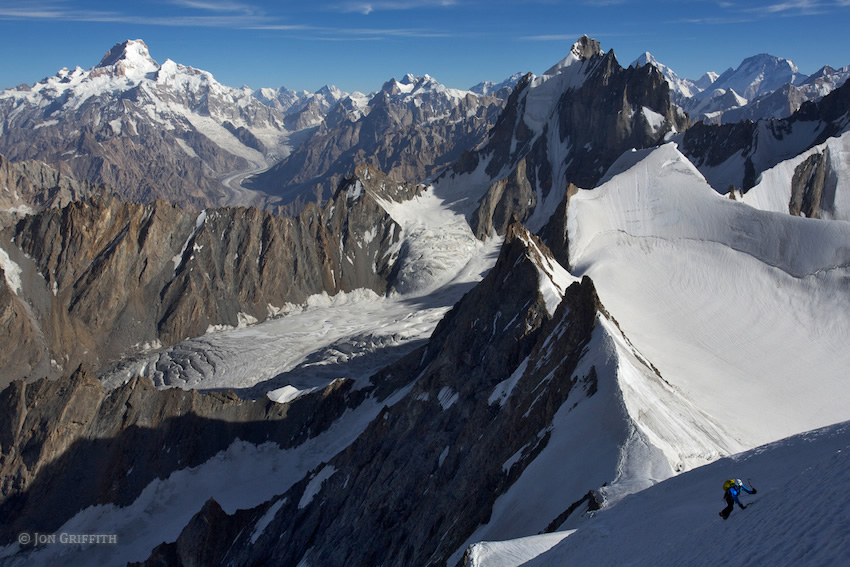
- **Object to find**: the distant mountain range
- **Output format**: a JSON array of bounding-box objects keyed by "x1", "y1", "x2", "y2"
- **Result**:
[
  {"x1": 633, "y1": 51, "x2": 850, "y2": 124},
  {"x1": 0, "y1": 40, "x2": 518, "y2": 214},
  {"x1": 2, "y1": 38, "x2": 846, "y2": 220}
]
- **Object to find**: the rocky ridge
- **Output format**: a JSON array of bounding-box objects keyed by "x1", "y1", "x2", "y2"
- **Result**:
[
  {"x1": 0, "y1": 154, "x2": 95, "y2": 225},
  {"x1": 0, "y1": 164, "x2": 421, "y2": 387},
  {"x1": 0, "y1": 367, "x2": 360, "y2": 549},
  {"x1": 131, "y1": 222, "x2": 616, "y2": 567}
]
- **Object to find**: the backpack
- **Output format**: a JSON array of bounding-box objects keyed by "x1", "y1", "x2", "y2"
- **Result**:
[{"x1": 722, "y1": 479, "x2": 737, "y2": 492}]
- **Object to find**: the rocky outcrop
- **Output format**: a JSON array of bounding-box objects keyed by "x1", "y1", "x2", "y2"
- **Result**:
[
  {"x1": 790, "y1": 149, "x2": 832, "y2": 218},
  {"x1": 0, "y1": 264, "x2": 49, "y2": 382},
  {"x1": 249, "y1": 75, "x2": 507, "y2": 214},
  {"x1": 0, "y1": 164, "x2": 420, "y2": 386},
  {"x1": 138, "y1": 222, "x2": 608, "y2": 567},
  {"x1": 0, "y1": 368, "x2": 358, "y2": 547},
  {"x1": 0, "y1": 154, "x2": 95, "y2": 225}
]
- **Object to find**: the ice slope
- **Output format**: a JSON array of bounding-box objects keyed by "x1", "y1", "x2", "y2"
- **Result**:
[
  {"x1": 569, "y1": 143, "x2": 850, "y2": 448},
  {"x1": 468, "y1": 420, "x2": 850, "y2": 567}
]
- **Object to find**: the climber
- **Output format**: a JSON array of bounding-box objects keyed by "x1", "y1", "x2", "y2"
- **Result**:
[{"x1": 719, "y1": 478, "x2": 756, "y2": 519}]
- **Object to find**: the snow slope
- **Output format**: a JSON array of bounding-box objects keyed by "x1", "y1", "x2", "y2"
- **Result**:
[
  {"x1": 469, "y1": 420, "x2": 850, "y2": 567},
  {"x1": 570, "y1": 143, "x2": 850, "y2": 448}
]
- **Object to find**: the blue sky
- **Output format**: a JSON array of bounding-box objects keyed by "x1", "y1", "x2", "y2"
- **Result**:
[{"x1": 0, "y1": 0, "x2": 848, "y2": 93}]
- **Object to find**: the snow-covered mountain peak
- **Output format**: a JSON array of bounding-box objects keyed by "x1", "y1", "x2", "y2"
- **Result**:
[
  {"x1": 538, "y1": 35, "x2": 603, "y2": 81},
  {"x1": 378, "y1": 74, "x2": 467, "y2": 102},
  {"x1": 705, "y1": 53, "x2": 807, "y2": 102},
  {"x1": 693, "y1": 70, "x2": 719, "y2": 90},
  {"x1": 470, "y1": 72, "x2": 524, "y2": 96},
  {"x1": 520, "y1": 36, "x2": 610, "y2": 134},
  {"x1": 632, "y1": 51, "x2": 698, "y2": 100},
  {"x1": 634, "y1": 52, "x2": 656, "y2": 66},
  {"x1": 740, "y1": 52, "x2": 799, "y2": 75},
  {"x1": 316, "y1": 84, "x2": 343, "y2": 99},
  {"x1": 95, "y1": 39, "x2": 159, "y2": 79}
]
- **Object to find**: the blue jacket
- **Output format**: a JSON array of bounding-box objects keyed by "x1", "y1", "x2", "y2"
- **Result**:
[{"x1": 727, "y1": 483, "x2": 754, "y2": 505}]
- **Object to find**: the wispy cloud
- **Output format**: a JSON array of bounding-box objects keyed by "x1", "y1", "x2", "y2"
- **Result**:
[
  {"x1": 334, "y1": 0, "x2": 458, "y2": 15},
  {"x1": 741, "y1": 0, "x2": 850, "y2": 15},
  {"x1": 169, "y1": 0, "x2": 260, "y2": 12},
  {"x1": 0, "y1": 0, "x2": 270, "y2": 27},
  {"x1": 251, "y1": 23, "x2": 452, "y2": 40},
  {"x1": 521, "y1": 34, "x2": 586, "y2": 41},
  {"x1": 762, "y1": 0, "x2": 828, "y2": 13}
]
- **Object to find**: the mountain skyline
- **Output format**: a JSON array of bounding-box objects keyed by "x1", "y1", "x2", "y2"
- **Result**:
[{"x1": 1, "y1": 1, "x2": 849, "y2": 94}]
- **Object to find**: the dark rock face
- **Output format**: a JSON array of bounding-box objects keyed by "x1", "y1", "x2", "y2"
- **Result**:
[
  {"x1": 140, "y1": 223, "x2": 607, "y2": 567},
  {"x1": 537, "y1": 183, "x2": 579, "y2": 269},
  {"x1": 132, "y1": 498, "x2": 256, "y2": 567},
  {"x1": 0, "y1": 265, "x2": 48, "y2": 382},
  {"x1": 444, "y1": 37, "x2": 689, "y2": 239},
  {"x1": 552, "y1": 49, "x2": 687, "y2": 189},
  {"x1": 0, "y1": 164, "x2": 419, "y2": 386},
  {"x1": 681, "y1": 78, "x2": 850, "y2": 193},
  {"x1": 0, "y1": 368, "x2": 358, "y2": 547},
  {"x1": 248, "y1": 76, "x2": 506, "y2": 214},
  {"x1": 790, "y1": 149, "x2": 833, "y2": 218}
]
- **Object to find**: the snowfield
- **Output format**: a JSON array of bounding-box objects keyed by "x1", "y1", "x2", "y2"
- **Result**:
[
  {"x1": 569, "y1": 143, "x2": 850, "y2": 448},
  {"x1": 469, "y1": 420, "x2": 850, "y2": 567}
]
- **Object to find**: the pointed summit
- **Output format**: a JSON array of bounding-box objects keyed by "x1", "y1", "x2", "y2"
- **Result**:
[
  {"x1": 540, "y1": 35, "x2": 604, "y2": 79},
  {"x1": 571, "y1": 35, "x2": 604, "y2": 61},
  {"x1": 634, "y1": 52, "x2": 659, "y2": 68},
  {"x1": 96, "y1": 39, "x2": 159, "y2": 78}
]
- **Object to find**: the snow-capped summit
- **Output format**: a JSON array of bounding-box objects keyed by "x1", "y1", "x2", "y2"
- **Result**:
[
  {"x1": 632, "y1": 51, "x2": 700, "y2": 101},
  {"x1": 536, "y1": 35, "x2": 604, "y2": 85},
  {"x1": 469, "y1": 72, "x2": 524, "y2": 97},
  {"x1": 709, "y1": 53, "x2": 806, "y2": 101},
  {"x1": 693, "y1": 70, "x2": 719, "y2": 90},
  {"x1": 0, "y1": 39, "x2": 292, "y2": 209},
  {"x1": 95, "y1": 39, "x2": 159, "y2": 78}
]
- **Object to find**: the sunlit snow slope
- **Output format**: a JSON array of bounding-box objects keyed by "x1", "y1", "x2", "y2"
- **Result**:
[
  {"x1": 569, "y1": 143, "x2": 850, "y2": 449},
  {"x1": 469, "y1": 420, "x2": 850, "y2": 567}
]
